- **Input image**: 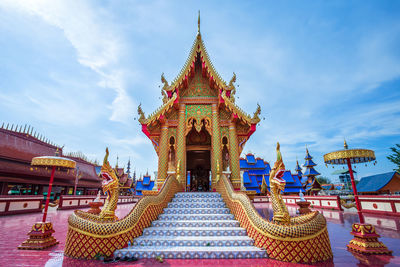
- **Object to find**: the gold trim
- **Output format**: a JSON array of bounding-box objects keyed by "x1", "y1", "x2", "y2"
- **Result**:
[
  {"x1": 31, "y1": 157, "x2": 76, "y2": 169},
  {"x1": 324, "y1": 149, "x2": 375, "y2": 164}
]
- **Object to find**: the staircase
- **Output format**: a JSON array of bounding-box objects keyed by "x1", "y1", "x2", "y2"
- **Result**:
[{"x1": 114, "y1": 192, "x2": 267, "y2": 259}]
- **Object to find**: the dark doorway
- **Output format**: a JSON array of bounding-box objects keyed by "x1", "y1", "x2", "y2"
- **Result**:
[{"x1": 187, "y1": 150, "x2": 211, "y2": 191}]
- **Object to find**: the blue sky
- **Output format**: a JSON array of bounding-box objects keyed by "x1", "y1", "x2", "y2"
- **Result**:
[{"x1": 0, "y1": 1, "x2": 399, "y2": 182}]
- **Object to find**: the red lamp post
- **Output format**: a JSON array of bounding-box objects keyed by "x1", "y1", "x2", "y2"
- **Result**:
[
  {"x1": 18, "y1": 153, "x2": 76, "y2": 250},
  {"x1": 323, "y1": 140, "x2": 391, "y2": 255}
]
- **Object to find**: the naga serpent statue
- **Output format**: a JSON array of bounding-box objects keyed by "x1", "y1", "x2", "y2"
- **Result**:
[
  {"x1": 72, "y1": 148, "x2": 120, "y2": 222},
  {"x1": 98, "y1": 148, "x2": 120, "y2": 221},
  {"x1": 217, "y1": 142, "x2": 333, "y2": 262},
  {"x1": 266, "y1": 142, "x2": 291, "y2": 224},
  {"x1": 65, "y1": 149, "x2": 182, "y2": 259}
]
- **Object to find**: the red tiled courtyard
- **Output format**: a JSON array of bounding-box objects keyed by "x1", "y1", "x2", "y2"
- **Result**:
[{"x1": 0, "y1": 203, "x2": 399, "y2": 267}]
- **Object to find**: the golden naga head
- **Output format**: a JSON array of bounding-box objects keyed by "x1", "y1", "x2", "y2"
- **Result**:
[
  {"x1": 100, "y1": 148, "x2": 119, "y2": 196},
  {"x1": 269, "y1": 142, "x2": 287, "y2": 190}
]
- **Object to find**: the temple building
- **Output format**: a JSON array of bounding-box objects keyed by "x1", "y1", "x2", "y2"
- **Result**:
[
  {"x1": 357, "y1": 172, "x2": 400, "y2": 195},
  {"x1": 331, "y1": 169, "x2": 355, "y2": 191},
  {"x1": 0, "y1": 124, "x2": 101, "y2": 196},
  {"x1": 138, "y1": 20, "x2": 261, "y2": 191},
  {"x1": 302, "y1": 149, "x2": 322, "y2": 195},
  {"x1": 240, "y1": 153, "x2": 304, "y2": 194},
  {"x1": 135, "y1": 174, "x2": 155, "y2": 195}
]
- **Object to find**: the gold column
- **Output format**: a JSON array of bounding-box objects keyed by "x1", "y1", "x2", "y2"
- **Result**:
[
  {"x1": 157, "y1": 121, "x2": 169, "y2": 190},
  {"x1": 176, "y1": 104, "x2": 186, "y2": 186},
  {"x1": 229, "y1": 121, "x2": 241, "y2": 189},
  {"x1": 211, "y1": 104, "x2": 222, "y2": 190}
]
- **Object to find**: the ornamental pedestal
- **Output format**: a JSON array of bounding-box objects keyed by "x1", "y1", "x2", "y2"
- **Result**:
[
  {"x1": 296, "y1": 201, "x2": 312, "y2": 214},
  {"x1": 18, "y1": 222, "x2": 59, "y2": 250},
  {"x1": 347, "y1": 223, "x2": 392, "y2": 255},
  {"x1": 88, "y1": 202, "x2": 103, "y2": 215}
]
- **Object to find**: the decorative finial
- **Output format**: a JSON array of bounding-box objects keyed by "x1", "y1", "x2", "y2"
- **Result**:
[
  {"x1": 198, "y1": 10, "x2": 200, "y2": 34},
  {"x1": 344, "y1": 139, "x2": 348, "y2": 149},
  {"x1": 103, "y1": 147, "x2": 109, "y2": 165},
  {"x1": 55, "y1": 148, "x2": 60, "y2": 157}
]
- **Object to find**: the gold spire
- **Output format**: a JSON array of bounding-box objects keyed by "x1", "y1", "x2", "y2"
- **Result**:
[
  {"x1": 198, "y1": 10, "x2": 200, "y2": 34},
  {"x1": 344, "y1": 139, "x2": 348, "y2": 149}
]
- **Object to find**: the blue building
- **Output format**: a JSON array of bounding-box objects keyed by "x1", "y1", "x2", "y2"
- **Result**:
[
  {"x1": 135, "y1": 174, "x2": 155, "y2": 196},
  {"x1": 357, "y1": 172, "x2": 400, "y2": 195},
  {"x1": 240, "y1": 154, "x2": 304, "y2": 194},
  {"x1": 302, "y1": 149, "x2": 322, "y2": 195}
]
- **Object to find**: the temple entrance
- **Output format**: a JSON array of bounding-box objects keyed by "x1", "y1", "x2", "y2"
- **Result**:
[
  {"x1": 186, "y1": 124, "x2": 211, "y2": 191},
  {"x1": 187, "y1": 150, "x2": 211, "y2": 191}
]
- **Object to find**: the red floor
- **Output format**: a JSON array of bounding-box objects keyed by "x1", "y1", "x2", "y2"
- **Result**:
[{"x1": 0, "y1": 203, "x2": 399, "y2": 266}]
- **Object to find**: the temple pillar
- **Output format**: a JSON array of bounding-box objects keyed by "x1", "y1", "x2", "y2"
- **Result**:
[
  {"x1": 176, "y1": 104, "x2": 186, "y2": 186},
  {"x1": 0, "y1": 182, "x2": 8, "y2": 195},
  {"x1": 229, "y1": 121, "x2": 241, "y2": 190},
  {"x1": 211, "y1": 104, "x2": 222, "y2": 190},
  {"x1": 157, "y1": 121, "x2": 169, "y2": 190}
]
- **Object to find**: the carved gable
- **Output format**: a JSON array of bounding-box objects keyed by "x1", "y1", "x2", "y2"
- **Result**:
[{"x1": 181, "y1": 57, "x2": 218, "y2": 98}]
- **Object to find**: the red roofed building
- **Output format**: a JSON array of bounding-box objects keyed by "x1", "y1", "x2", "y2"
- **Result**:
[{"x1": 0, "y1": 125, "x2": 101, "y2": 197}]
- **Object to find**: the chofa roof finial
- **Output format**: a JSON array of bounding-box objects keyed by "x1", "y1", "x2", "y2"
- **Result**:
[{"x1": 198, "y1": 10, "x2": 201, "y2": 34}]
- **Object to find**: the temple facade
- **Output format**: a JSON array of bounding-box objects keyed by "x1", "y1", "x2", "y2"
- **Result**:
[{"x1": 138, "y1": 21, "x2": 260, "y2": 191}]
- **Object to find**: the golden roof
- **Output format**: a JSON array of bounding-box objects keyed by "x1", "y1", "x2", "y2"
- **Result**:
[
  {"x1": 163, "y1": 32, "x2": 228, "y2": 93},
  {"x1": 221, "y1": 91, "x2": 261, "y2": 125},
  {"x1": 138, "y1": 93, "x2": 177, "y2": 125}
]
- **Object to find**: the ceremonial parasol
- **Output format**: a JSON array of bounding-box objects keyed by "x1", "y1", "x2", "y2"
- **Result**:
[
  {"x1": 324, "y1": 141, "x2": 391, "y2": 255},
  {"x1": 18, "y1": 150, "x2": 76, "y2": 250}
]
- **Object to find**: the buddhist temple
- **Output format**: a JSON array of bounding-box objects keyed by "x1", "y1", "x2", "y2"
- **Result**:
[
  {"x1": 138, "y1": 17, "x2": 261, "y2": 191},
  {"x1": 0, "y1": 124, "x2": 101, "y2": 196},
  {"x1": 240, "y1": 153, "x2": 304, "y2": 194},
  {"x1": 135, "y1": 174, "x2": 155, "y2": 195},
  {"x1": 302, "y1": 148, "x2": 322, "y2": 195},
  {"x1": 357, "y1": 172, "x2": 400, "y2": 195}
]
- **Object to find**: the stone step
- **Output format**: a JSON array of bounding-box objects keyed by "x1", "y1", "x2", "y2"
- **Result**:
[
  {"x1": 163, "y1": 207, "x2": 230, "y2": 215},
  {"x1": 158, "y1": 213, "x2": 235, "y2": 221},
  {"x1": 167, "y1": 202, "x2": 226, "y2": 209},
  {"x1": 142, "y1": 227, "x2": 247, "y2": 237},
  {"x1": 132, "y1": 235, "x2": 254, "y2": 247},
  {"x1": 114, "y1": 246, "x2": 267, "y2": 259},
  {"x1": 152, "y1": 219, "x2": 239, "y2": 228},
  {"x1": 171, "y1": 198, "x2": 224, "y2": 203},
  {"x1": 174, "y1": 193, "x2": 221, "y2": 199}
]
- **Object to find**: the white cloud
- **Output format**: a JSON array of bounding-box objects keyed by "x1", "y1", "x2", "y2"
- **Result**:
[{"x1": 0, "y1": 0, "x2": 134, "y2": 123}]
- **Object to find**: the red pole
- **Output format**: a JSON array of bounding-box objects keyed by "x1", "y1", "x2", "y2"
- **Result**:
[
  {"x1": 42, "y1": 166, "x2": 56, "y2": 222},
  {"x1": 346, "y1": 158, "x2": 364, "y2": 224}
]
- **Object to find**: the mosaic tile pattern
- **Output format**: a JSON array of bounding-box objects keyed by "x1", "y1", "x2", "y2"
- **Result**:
[
  {"x1": 114, "y1": 192, "x2": 268, "y2": 259},
  {"x1": 152, "y1": 220, "x2": 239, "y2": 227}
]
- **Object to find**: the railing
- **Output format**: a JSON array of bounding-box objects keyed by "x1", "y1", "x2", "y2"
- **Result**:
[
  {"x1": 0, "y1": 196, "x2": 43, "y2": 216},
  {"x1": 64, "y1": 175, "x2": 183, "y2": 259},
  {"x1": 59, "y1": 195, "x2": 138, "y2": 210},
  {"x1": 216, "y1": 174, "x2": 333, "y2": 263},
  {"x1": 358, "y1": 195, "x2": 400, "y2": 216}
]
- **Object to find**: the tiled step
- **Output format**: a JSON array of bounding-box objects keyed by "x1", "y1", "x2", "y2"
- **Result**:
[
  {"x1": 113, "y1": 192, "x2": 268, "y2": 260},
  {"x1": 167, "y1": 202, "x2": 226, "y2": 209},
  {"x1": 152, "y1": 219, "x2": 239, "y2": 227},
  {"x1": 114, "y1": 246, "x2": 267, "y2": 259},
  {"x1": 158, "y1": 213, "x2": 235, "y2": 221},
  {"x1": 132, "y1": 235, "x2": 254, "y2": 247},
  {"x1": 170, "y1": 199, "x2": 223, "y2": 204},
  {"x1": 163, "y1": 207, "x2": 230, "y2": 215},
  {"x1": 174, "y1": 193, "x2": 221, "y2": 199},
  {"x1": 142, "y1": 226, "x2": 247, "y2": 237}
]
